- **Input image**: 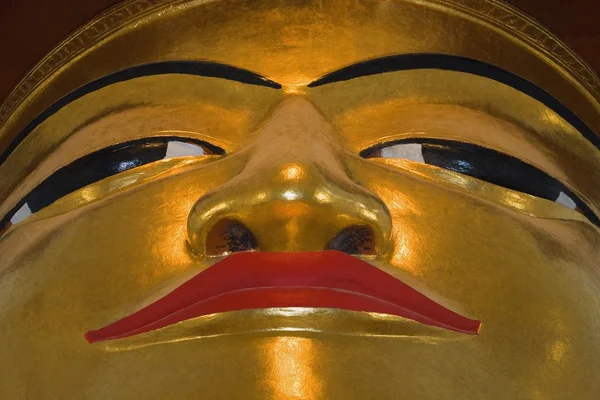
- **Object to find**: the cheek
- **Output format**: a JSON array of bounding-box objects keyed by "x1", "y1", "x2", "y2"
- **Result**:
[
  {"x1": 419, "y1": 213, "x2": 600, "y2": 383},
  {"x1": 367, "y1": 162, "x2": 600, "y2": 369},
  {"x1": 390, "y1": 191, "x2": 600, "y2": 327},
  {"x1": 0, "y1": 169, "x2": 225, "y2": 351}
]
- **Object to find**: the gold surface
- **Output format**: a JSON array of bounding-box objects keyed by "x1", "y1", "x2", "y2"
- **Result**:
[{"x1": 1, "y1": 0, "x2": 600, "y2": 399}]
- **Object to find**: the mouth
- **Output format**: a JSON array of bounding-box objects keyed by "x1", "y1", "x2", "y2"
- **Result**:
[{"x1": 85, "y1": 251, "x2": 480, "y2": 343}]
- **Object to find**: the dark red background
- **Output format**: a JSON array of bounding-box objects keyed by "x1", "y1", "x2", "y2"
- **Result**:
[{"x1": 0, "y1": 0, "x2": 598, "y2": 102}]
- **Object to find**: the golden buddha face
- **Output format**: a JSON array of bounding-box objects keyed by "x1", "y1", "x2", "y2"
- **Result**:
[{"x1": 1, "y1": 0, "x2": 600, "y2": 398}]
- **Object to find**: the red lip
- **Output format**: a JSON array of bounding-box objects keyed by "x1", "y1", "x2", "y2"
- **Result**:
[{"x1": 85, "y1": 251, "x2": 480, "y2": 343}]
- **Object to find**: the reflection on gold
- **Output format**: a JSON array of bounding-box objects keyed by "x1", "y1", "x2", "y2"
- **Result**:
[
  {"x1": 393, "y1": 224, "x2": 413, "y2": 262},
  {"x1": 283, "y1": 82, "x2": 311, "y2": 95},
  {"x1": 274, "y1": 201, "x2": 311, "y2": 219},
  {"x1": 284, "y1": 218, "x2": 301, "y2": 251},
  {"x1": 370, "y1": 179, "x2": 421, "y2": 217},
  {"x1": 540, "y1": 108, "x2": 566, "y2": 126},
  {"x1": 282, "y1": 189, "x2": 301, "y2": 201},
  {"x1": 249, "y1": 191, "x2": 267, "y2": 203},
  {"x1": 314, "y1": 189, "x2": 332, "y2": 203},
  {"x1": 500, "y1": 190, "x2": 530, "y2": 211},
  {"x1": 108, "y1": 175, "x2": 140, "y2": 191},
  {"x1": 359, "y1": 208, "x2": 378, "y2": 222},
  {"x1": 549, "y1": 340, "x2": 568, "y2": 362},
  {"x1": 266, "y1": 337, "x2": 322, "y2": 399},
  {"x1": 281, "y1": 164, "x2": 305, "y2": 181},
  {"x1": 390, "y1": 221, "x2": 418, "y2": 276},
  {"x1": 78, "y1": 187, "x2": 99, "y2": 202},
  {"x1": 198, "y1": 200, "x2": 234, "y2": 220}
]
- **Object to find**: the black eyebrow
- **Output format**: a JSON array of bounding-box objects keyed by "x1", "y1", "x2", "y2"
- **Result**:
[
  {"x1": 308, "y1": 54, "x2": 600, "y2": 150},
  {"x1": 0, "y1": 61, "x2": 282, "y2": 165}
]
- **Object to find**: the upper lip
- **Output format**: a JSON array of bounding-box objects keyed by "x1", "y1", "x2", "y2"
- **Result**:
[{"x1": 85, "y1": 250, "x2": 480, "y2": 343}]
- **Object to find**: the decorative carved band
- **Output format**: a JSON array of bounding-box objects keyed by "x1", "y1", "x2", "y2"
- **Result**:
[
  {"x1": 444, "y1": 0, "x2": 600, "y2": 99},
  {"x1": 0, "y1": 0, "x2": 175, "y2": 128},
  {"x1": 1, "y1": 0, "x2": 599, "y2": 128}
]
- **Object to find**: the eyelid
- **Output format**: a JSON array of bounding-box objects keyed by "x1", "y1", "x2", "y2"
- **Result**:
[
  {"x1": 361, "y1": 138, "x2": 600, "y2": 227},
  {"x1": 1, "y1": 137, "x2": 225, "y2": 234}
]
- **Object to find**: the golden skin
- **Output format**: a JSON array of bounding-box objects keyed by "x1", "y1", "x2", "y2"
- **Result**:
[{"x1": 1, "y1": 1, "x2": 600, "y2": 399}]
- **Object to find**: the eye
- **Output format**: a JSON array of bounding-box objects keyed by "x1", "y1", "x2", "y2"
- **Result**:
[
  {"x1": 1, "y1": 137, "x2": 225, "y2": 233},
  {"x1": 360, "y1": 139, "x2": 599, "y2": 226}
]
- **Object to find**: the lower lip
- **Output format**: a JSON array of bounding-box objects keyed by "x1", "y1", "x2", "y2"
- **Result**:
[
  {"x1": 112, "y1": 286, "x2": 443, "y2": 339},
  {"x1": 86, "y1": 251, "x2": 481, "y2": 343}
]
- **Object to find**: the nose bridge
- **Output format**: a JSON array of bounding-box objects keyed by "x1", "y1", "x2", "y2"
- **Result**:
[
  {"x1": 187, "y1": 96, "x2": 393, "y2": 255},
  {"x1": 227, "y1": 96, "x2": 365, "y2": 207},
  {"x1": 246, "y1": 96, "x2": 344, "y2": 173}
]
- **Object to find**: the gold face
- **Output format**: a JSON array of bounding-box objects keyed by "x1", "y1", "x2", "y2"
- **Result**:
[{"x1": 1, "y1": 0, "x2": 600, "y2": 399}]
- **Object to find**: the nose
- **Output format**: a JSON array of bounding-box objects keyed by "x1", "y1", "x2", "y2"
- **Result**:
[{"x1": 187, "y1": 97, "x2": 392, "y2": 257}]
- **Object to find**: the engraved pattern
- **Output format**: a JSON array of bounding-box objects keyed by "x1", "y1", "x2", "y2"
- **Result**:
[
  {"x1": 1, "y1": 0, "x2": 599, "y2": 128},
  {"x1": 0, "y1": 0, "x2": 174, "y2": 128},
  {"x1": 448, "y1": 0, "x2": 600, "y2": 98}
]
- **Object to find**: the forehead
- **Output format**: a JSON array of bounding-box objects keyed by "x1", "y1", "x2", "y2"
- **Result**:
[
  {"x1": 155, "y1": 0, "x2": 425, "y2": 86},
  {"x1": 1, "y1": 0, "x2": 599, "y2": 142}
]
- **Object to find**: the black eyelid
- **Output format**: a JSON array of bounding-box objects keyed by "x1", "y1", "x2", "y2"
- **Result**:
[
  {"x1": 0, "y1": 136, "x2": 226, "y2": 232},
  {"x1": 361, "y1": 138, "x2": 600, "y2": 227},
  {"x1": 103, "y1": 136, "x2": 226, "y2": 156}
]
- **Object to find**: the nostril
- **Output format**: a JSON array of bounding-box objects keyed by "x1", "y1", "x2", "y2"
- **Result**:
[
  {"x1": 325, "y1": 225, "x2": 376, "y2": 255},
  {"x1": 205, "y1": 218, "x2": 258, "y2": 256}
]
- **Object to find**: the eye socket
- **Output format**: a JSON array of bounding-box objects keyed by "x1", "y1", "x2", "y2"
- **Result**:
[
  {"x1": 1, "y1": 137, "x2": 225, "y2": 233},
  {"x1": 360, "y1": 139, "x2": 599, "y2": 226}
]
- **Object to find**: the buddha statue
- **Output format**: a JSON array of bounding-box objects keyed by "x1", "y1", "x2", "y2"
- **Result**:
[{"x1": 1, "y1": 0, "x2": 599, "y2": 398}]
